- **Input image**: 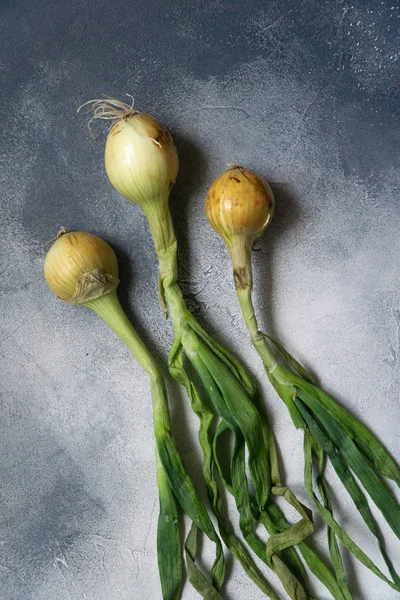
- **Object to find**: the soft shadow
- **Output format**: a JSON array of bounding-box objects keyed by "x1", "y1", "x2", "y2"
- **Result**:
[
  {"x1": 111, "y1": 241, "x2": 165, "y2": 365},
  {"x1": 111, "y1": 241, "x2": 211, "y2": 509},
  {"x1": 335, "y1": 539, "x2": 363, "y2": 599},
  {"x1": 243, "y1": 182, "x2": 306, "y2": 484},
  {"x1": 254, "y1": 182, "x2": 304, "y2": 338},
  {"x1": 169, "y1": 133, "x2": 208, "y2": 304}
]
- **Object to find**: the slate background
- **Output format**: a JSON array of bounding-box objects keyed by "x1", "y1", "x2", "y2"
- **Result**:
[{"x1": 1, "y1": 0, "x2": 399, "y2": 599}]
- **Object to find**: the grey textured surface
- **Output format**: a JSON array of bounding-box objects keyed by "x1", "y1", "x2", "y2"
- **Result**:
[{"x1": 1, "y1": 0, "x2": 399, "y2": 599}]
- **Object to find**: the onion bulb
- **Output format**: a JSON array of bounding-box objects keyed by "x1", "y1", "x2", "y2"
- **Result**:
[
  {"x1": 206, "y1": 166, "x2": 274, "y2": 247},
  {"x1": 44, "y1": 229, "x2": 119, "y2": 304},
  {"x1": 206, "y1": 166, "x2": 274, "y2": 290}
]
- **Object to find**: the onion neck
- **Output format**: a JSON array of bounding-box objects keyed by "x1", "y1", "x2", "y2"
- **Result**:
[
  {"x1": 229, "y1": 237, "x2": 277, "y2": 373},
  {"x1": 143, "y1": 198, "x2": 192, "y2": 334},
  {"x1": 86, "y1": 290, "x2": 158, "y2": 375},
  {"x1": 143, "y1": 197, "x2": 176, "y2": 256},
  {"x1": 228, "y1": 234, "x2": 254, "y2": 293}
]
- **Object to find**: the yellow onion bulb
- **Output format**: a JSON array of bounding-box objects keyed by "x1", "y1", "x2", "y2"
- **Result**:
[
  {"x1": 205, "y1": 166, "x2": 275, "y2": 248},
  {"x1": 44, "y1": 231, "x2": 119, "y2": 304},
  {"x1": 105, "y1": 113, "x2": 179, "y2": 208}
]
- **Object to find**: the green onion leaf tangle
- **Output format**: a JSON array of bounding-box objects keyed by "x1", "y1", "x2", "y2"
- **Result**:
[
  {"x1": 79, "y1": 97, "x2": 352, "y2": 600},
  {"x1": 205, "y1": 166, "x2": 400, "y2": 595}
]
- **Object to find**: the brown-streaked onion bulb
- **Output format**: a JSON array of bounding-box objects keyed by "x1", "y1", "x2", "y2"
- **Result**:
[
  {"x1": 105, "y1": 113, "x2": 179, "y2": 208},
  {"x1": 44, "y1": 230, "x2": 119, "y2": 304},
  {"x1": 205, "y1": 166, "x2": 275, "y2": 247}
]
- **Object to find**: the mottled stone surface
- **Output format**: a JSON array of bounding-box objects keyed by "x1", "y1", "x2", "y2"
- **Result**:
[{"x1": 1, "y1": 1, "x2": 399, "y2": 598}]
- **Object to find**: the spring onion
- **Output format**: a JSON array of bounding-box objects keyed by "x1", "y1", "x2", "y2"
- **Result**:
[
  {"x1": 44, "y1": 229, "x2": 226, "y2": 600},
  {"x1": 205, "y1": 165, "x2": 400, "y2": 594},
  {"x1": 79, "y1": 97, "x2": 350, "y2": 600}
]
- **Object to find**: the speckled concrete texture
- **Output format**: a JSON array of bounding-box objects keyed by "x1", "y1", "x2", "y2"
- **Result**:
[{"x1": 1, "y1": 1, "x2": 399, "y2": 599}]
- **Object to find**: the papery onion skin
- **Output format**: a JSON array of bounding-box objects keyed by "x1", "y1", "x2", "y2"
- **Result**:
[
  {"x1": 205, "y1": 166, "x2": 275, "y2": 247},
  {"x1": 105, "y1": 113, "x2": 179, "y2": 208},
  {"x1": 44, "y1": 231, "x2": 119, "y2": 303}
]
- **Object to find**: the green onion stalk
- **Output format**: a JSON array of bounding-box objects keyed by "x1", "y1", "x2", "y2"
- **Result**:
[
  {"x1": 205, "y1": 165, "x2": 400, "y2": 595},
  {"x1": 44, "y1": 229, "x2": 227, "y2": 600},
  {"x1": 79, "y1": 97, "x2": 349, "y2": 600}
]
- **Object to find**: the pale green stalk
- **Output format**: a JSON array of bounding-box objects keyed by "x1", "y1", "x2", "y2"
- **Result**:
[{"x1": 85, "y1": 290, "x2": 225, "y2": 599}]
